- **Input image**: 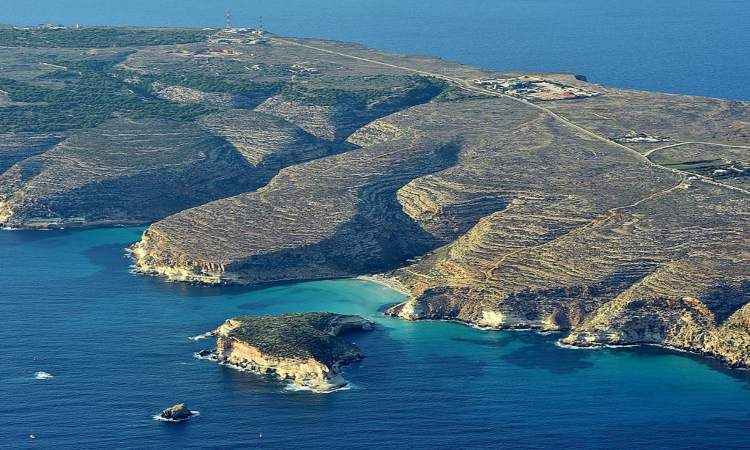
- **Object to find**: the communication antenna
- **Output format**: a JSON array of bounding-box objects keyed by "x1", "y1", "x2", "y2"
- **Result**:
[
  {"x1": 225, "y1": 10, "x2": 232, "y2": 30},
  {"x1": 258, "y1": 16, "x2": 264, "y2": 34}
]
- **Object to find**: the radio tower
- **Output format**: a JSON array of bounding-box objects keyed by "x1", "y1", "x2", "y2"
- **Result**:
[
  {"x1": 258, "y1": 16, "x2": 264, "y2": 35},
  {"x1": 225, "y1": 10, "x2": 232, "y2": 31}
]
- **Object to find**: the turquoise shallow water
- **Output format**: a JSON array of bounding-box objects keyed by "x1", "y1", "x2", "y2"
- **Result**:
[
  {"x1": 1, "y1": 227, "x2": 749, "y2": 448},
  {"x1": 2, "y1": 3, "x2": 749, "y2": 446}
]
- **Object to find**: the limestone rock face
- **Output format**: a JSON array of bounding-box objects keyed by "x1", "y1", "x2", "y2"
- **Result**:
[
  {"x1": 560, "y1": 255, "x2": 750, "y2": 366},
  {"x1": 2, "y1": 28, "x2": 749, "y2": 368},
  {"x1": 209, "y1": 313, "x2": 374, "y2": 391},
  {"x1": 130, "y1": 134, "x2": 461, "y2": 284}
]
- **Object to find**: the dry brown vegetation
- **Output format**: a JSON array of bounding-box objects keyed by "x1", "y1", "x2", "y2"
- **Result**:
[{"x1": 1, "y1": 28, "x2": 748, "y2": 367}]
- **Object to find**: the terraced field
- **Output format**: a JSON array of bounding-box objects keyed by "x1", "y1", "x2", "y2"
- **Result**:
[{"x1": 2, "y1": 26, "x2": 748, "y2": 367}]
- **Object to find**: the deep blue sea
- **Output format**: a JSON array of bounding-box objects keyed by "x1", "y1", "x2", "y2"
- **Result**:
[
  {"x1": 2, "y1": 0, "x2": 750, "y2": 100},
  {"x1": 1, "y1": 228, "x2": 750, "y2": 448},
  {"x1": 2, "y1": 1, "x2": 750, "y2": 448}
]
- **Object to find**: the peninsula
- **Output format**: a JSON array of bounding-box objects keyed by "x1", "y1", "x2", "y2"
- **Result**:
[{"x1": 1, "y1": 25, "x2": 748, "y2": 368}]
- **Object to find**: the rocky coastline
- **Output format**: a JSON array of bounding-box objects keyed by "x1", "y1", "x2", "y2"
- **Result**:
[
  {"x1": 199, "y1": 313, "x2": 374, "y2": 392},
  {"x1": 1, "y1": 26, "x2": 748, "y2": 372},
  {"x1": 382, "y1": 273, "x2": 750, "y2": 369}
]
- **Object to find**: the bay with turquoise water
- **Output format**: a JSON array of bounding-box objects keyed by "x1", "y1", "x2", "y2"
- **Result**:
[
  {"x1": 1, "y1": 228, "x2": 749, "y2": 448},
  {"x1": 2, "y1": 1, "x2": 750, "y2": 447}
]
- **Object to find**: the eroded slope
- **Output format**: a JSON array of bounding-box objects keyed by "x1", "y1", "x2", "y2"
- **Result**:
[
  {"x1": 0, "y1": 118, "x2": 256, "y2": 227},
  {"x1": 0, "y1": 31, "x2": 454, "y2": 227},
  {"x1": 2, "y1": 27, "x2": 749, "y2": 368},
  {"x1": 134, "y1": 81, "x2": 750, "y2": 366},
  {"x1": 132, "y1": 131, "x2": 462, "y2": 284}
]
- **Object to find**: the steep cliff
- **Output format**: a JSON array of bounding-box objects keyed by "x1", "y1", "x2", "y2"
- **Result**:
[
  {"x1": 207, "y1": 313, "x2": 374, "y2": 391},
  {"x1": 2, "y1": 27, "x2": 749, "y2": 369},
  {"x1": 135, "y1": 80, "x2": 750, "y2": 367},
  {"x1": 130, "y1": 132, "x2": 461, "y2": 284}
]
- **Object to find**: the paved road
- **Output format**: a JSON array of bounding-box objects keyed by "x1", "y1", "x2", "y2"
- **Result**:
[
  {"x1": 644, "y1": 141, "x2": 750, "y2": 158},
  {"x1": 269, "y1": 36, "x2": 750, "y2": 196}
]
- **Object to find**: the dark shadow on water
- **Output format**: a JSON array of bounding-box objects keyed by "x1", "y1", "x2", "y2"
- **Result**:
[
  {"x1": 421, "y1": 353, "x2": 488, "y2": 379},
  {"x1": 614, "y1": 345, "x2": 750, "y2": 387},
  {"x1": 84, "y1": 243, "x2": 133, "y2": 271},
  {"x1": 139, "y1": 271, "x2": 361, "y2": 299},
  {"x1": 499, "y1": 333, "x2": 594, "y2": 374},
  {"x1": 457, "y1": 326, "x2": 750, "y2": 383},
  {"x1": 451, "y1": 335, "x2": 515, "y2": 349},
  {"x1": 73, "y1": 236, "x2": 271, "y2": 297},
  {"x1": 376, "y1": 302, "x2": 400, "y2": 314},
  {"x1": 86, "y1": 240, "x2": 296, "y2": 298},
  {"x1": 235, "y1": 300, "x2": 284, "y2": 311},
  {"x1": 0, "y1": 228, "x2": 73, "y2": 246}
]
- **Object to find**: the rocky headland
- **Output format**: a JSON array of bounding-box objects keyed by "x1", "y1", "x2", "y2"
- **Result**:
[
  {"x1": 1, "y1": 26, "x2": 749, "y2": 369},
  {"x1": 201, "y1": 313, "x2": 374, "y2": 391}
]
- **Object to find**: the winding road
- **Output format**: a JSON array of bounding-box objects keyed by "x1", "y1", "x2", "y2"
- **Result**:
[{"x1": 270, "y1": 35, "x2": 750, "y2": 197}]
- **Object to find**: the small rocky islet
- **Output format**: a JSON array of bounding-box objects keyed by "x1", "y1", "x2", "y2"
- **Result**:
[
  {"x1": 157, "y1": 403, "x2": 194, "y2": 422},
  {"x1": 1, "y1": 25, "x2": 749, "y2": 370},
  {"x1": 197, "y1": 313, "x2": 374, "y2": 392}
]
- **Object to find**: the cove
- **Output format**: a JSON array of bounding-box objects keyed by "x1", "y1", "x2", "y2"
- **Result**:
[{"x1": 1, "y1": 227, "x2": 749, "y2": 448}]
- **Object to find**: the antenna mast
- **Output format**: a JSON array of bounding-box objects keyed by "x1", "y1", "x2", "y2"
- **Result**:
[
  {"x1": 258, "y1": 16, "x2": 264, "y2": 34},
  {"x1": 225, "y1": 10, "x2": 232, "y2": 30}
]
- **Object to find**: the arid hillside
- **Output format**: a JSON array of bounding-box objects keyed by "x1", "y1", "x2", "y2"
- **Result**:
[{"x1": 1, "y1": 26, "x2": 748, "y2": 367}]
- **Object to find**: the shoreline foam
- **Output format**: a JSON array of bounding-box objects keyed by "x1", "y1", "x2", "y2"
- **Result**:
[
  {"x1": 194, "y1": 350, "x2": 355, "y2": 394},
  {"x1": 152, "y1": 411, "x2": 200, "y2": 423},
  {"x1": 190, "y1": 332, "x2": 213, "y2": 341}
]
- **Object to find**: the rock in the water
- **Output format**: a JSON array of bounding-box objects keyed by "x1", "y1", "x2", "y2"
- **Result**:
[
  {"x1": 159, "y1": 403, "x2": 193, "y2": 422},
  {"x1": 2, "y1": 27, "x2": 749, "y2": 370}
]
